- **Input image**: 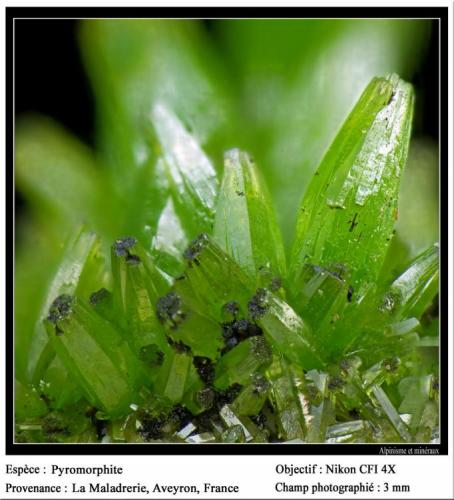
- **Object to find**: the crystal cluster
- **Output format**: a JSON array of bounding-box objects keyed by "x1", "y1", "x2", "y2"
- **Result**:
[{"x1": 15, "y1": 74, "x2": 439, "y2": 444}]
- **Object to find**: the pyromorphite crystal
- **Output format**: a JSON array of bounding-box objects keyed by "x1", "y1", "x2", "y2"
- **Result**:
[
  {"x1": 291, "y1": 263, "x2": 349, "y2": 326},
  {"x1": 28, "y1": 228, "x2": 106, "y2": 381},
  {"x1": 155, "y1": 350, "x2": 192, "y2": 404},
  {"x1": 44, "y1": 295, "x2": 140, "y2": 416},
  {"x1": 266, "y1": 356, "x2": 307, "y2": 440},
  {"x1": 214, "y1": 336, "x2": 272, "y2": 389},
  {"x1": 111, "y1": 237, "x2": 170, "y2": 353},
  {"x1": 214, "y1": 149, "x2": 286, "y2": 278},
  {"x1": 151, "y1": 103, "x2": 219, "y2": 238},
  {"x1": 231, "y1": 374, "x2": 270, "y2": 416},
  {"x1": 290, "y1": 75, "x2": 414, "y2": 291},
  {"x1": 176, "y1": 233, "x2": 254, "y2": 321},
  {"x1": 151, "y1": 196, "x2": 188, "y2": 277},
  {"x1": 249, "y1": 288, "x2": 323, "y2": 369},
  {"x1": 156, "y1": 290, "x2": 222, "y2": 359},
  {"x1": 382, "y1": 243, "x2": 439, "y2": 319}
]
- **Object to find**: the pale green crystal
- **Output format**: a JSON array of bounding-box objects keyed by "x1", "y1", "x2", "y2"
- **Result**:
[
  {"x1": 251, "y1": 289, "x2": 323, "y2": 369},
  {"x1": 384, "y1": 244, "x2": 439, "y2": 319},
  {"x1": 214, "y1": 336, "x2": 272, "y2": 389},
  {"x1": 266, "y1": 357, "x2": 307, "y2": 440},
  {"x1": 290, "y1": 75, "x2": 414, "y2": 290},
  {"x1": 45, "y1": 296, "x2": 140, "y2": 416},
  {"x1": 214, "y1": 149, "x2": 286, "y2": 278},
  {"x1": 151, "y1": 103, "x2": 218, "y2": 237},
  {"x1": 30, "y1": 229, "x2": 106, "y2": 381}
]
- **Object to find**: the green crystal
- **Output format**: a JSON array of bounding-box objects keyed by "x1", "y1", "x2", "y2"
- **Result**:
[
  {"x1": 29, "y1": 229, "x2": 107, "y2": 383},
  {"x1": 221, "y1": 424, "x2": 246, "y2": 443},
  {"x1": 363, "y1": 357, "x2": 401, "y2": 388},
  {"x1": 266, "y1": 357, "x2": 307, "y2": 440},
  {"x1": 44, "y1": 295, "x2": 140, "y2": 416},
  {"x1": 231, "y1": 374, "x2": 270, "y2": 416},
  {"x1": 292, "y1": 263, "x2": 349, "y2": 326},
  {"x1": 383, "y1": 244, "x2": 439, "y2": 319},
  {"x1": 214, "y1": 336, "x2": 272, "y2": 389},
  {"x1": 89, "y1": 288, "x2": 115, "y2": 323},
  {"x1": 185, "y1": 432, "x2": 217, "y2": 443},
  {"x1": 290, "y1": 75, "x2": 414, "y2": 291},
  {"x1": 155, "y1": 350, "x2": 191, "y2": 404},
  {"x1": 214, "y1": 149, "x2": 286, "y2": 278},
  {"x1": 305, "y1": 370, "x2": 336, "y2": 443},
  {"x1": 326, "y1": 420, "x2": 370, "y2": 443},
  {"x1": 369, "y1": 384, "x2": 411, "y2": 441},
  {"x1": 415, "y1": 400, "x2": 438, "y2": 442},
  {"x1": 398, "y1": 374, "x2": 439, "y2": 440},
  {"x1": 157, "y1": 291, "x2": 222, "y2": 359},
  {"x1": 250, "y1": 289, "x2": 323, "y2": 369},
  {"x1": 151, "y1": 197, "x2": 188, "y2": 277},
  {"x1": 151, "y1": 103, "x2": 219, "y2": 237},
  {"x1": 111, "y1": 237, "x2": 169, "y2": 353},
  {"x1": 175, "y1": 233, "x2": 254, "y2": 322},
  {"x1": 219, "y1": 405, "x2": 255, "y2": 442}
]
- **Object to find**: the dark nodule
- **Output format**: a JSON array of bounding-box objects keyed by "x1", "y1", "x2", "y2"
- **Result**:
[
  {"x1": 113, "y1": 236, "x2": 137, "y2": 257},
  {"x1": 47, "y1": 294, "x2": 75, "y2": 325},
  {"x1": 183, "y1": 233, "x2": 209, "y2": 262},
  {"x1": 248, "y1": 288, "x2": 269, "y2": 319},
  {"x1": 89, "y1": 288, "x2": 110, "y2": 306}
]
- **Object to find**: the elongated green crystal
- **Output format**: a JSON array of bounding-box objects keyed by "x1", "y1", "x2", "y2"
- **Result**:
[
  {"x1": 250, "y1": 289, "x2": 323, "y2": 369},
  {"x1": 266, "y1": 357, "x2": 307, "y2": 440},
  {"x1": 30, "y1": 229, "x2": 106, "y2": 381},
  {"x1": 175, "y1": 234, "x2": 254, "y2": 322},
  {"x1": 231, "y1": 374, "x2": 270, "y2": 416},
  {"x1": 44, "y1": 295, "x2": 140, "y2": 416},
  {"x1": 222, "y1": 424, "x2": 247, "y2": 443},
  {"x1": 111, "y1": 237, "x2": 170, "y2": 353},
  {"x1": 151, "y1": 196, "x2": 188, "y2": 277},
  {"x1": 362, "y1": 357, "x2": 401, "y2": 388},
  {"x1": 326, "y1": 420, "x2": 370, "y2": 443},
  {"x1": 382, "y1": 244, "x2": 439, "y2": 319},
  {"x1": 155, "y1": 350, "x2": 192, "y2": 404},
  {"x1": 157, "y1": 291, "x2": 222, "y2": 359},
  {"x1": 398, "y1": 374, "x2": 438, "y2": 441},
  {"x1": 290, "y1": 263, "x2": 355, "y2": 355},
  {"x1": 89, "y1": 288, "x2": 115, "y2": 323},
  {"x1": 214, "y1": 336, "x2": 272, "y2": 389},
  {"x1": 369, "y1": 385, "x2": 411, "y2": 441},
  {"x1": 290, "y1": 75, "x2": 414, "y2": 290},
  {"x1": 304, "y1": 370, "x2": 336, "y2": 443},
  {"x1": 214, "y1": 149, "x2": 286, "y2": 278},
  {"x1": 219, "y1": 405, "x2": 255, "y2": 442},
  {"x1": 292, "y1": 264, "x2": 349, "y2": 325},
  {"x1": 151, "y1": 103, "x2": 219, "y2": 237}
]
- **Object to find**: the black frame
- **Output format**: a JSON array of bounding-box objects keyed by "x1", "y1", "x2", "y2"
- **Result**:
[{"x1": 6, "y1": 6, "x2": 449, "y2": 456}]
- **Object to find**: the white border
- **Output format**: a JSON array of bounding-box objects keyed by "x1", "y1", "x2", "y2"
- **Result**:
[{"x1": 1, "y1": 2, "x2": 452, "y2": 499}]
